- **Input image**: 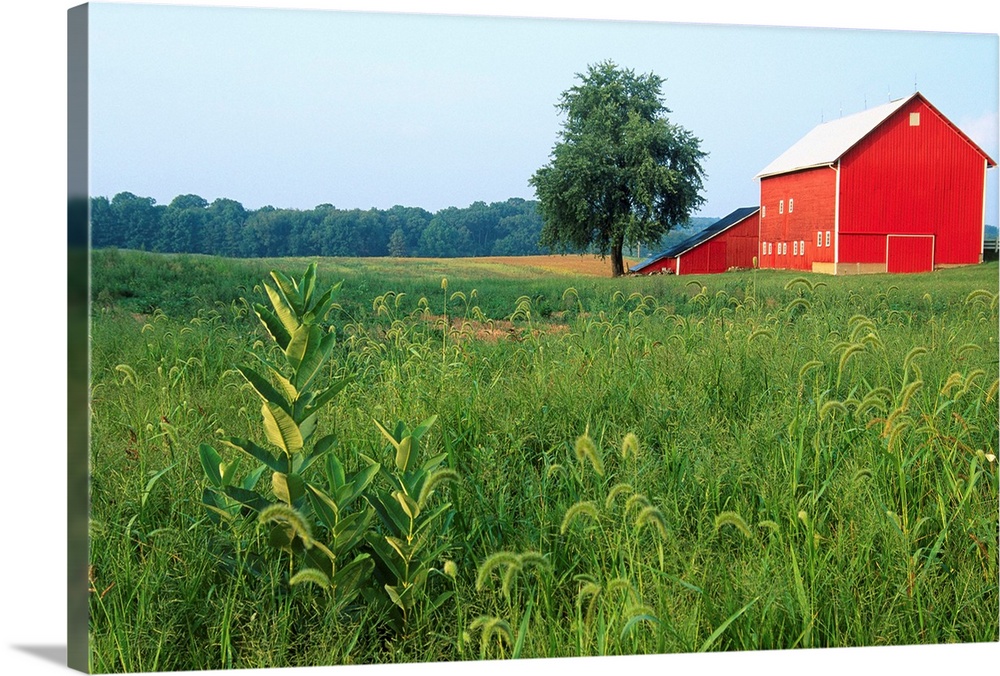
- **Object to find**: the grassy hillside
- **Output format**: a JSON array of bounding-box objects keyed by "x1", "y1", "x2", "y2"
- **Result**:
[{"x1": 86, "y1": 249, "x2": 998, "y2": 671}]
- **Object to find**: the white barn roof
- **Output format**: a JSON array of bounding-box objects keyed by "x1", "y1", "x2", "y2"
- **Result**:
[{"x1": 755, "y1": 94, "x2": 915, "y2": 179}]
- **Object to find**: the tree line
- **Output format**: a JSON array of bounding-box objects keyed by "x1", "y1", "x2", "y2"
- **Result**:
[{"x1": 90, "y1": 193, "x2": 554, "y2": 259}]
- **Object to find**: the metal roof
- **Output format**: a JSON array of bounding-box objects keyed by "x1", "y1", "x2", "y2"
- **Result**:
[
  {"x1": 755, "y1": 92, "x2": 997, "y2": 178},
  {"x1": 630, "y1": 206, "x2": 760, "y2": 273},
  {"x1": 755, "y1": 95, "x2": 913, "y2": 179}
]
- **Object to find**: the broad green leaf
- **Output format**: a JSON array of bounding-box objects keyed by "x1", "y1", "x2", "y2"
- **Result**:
[
  {"x1": 270, "y1": 269, "x2": 304, "y2": 315},
  {"x1": 394, "y1": 490, "x2": 420, "y2": 520},
  {"x1": 242, "y1": 462, "x2": 268, "y2": 491},
  {"x1": 306, "y1": 485, "x2": 339, "y2": 529},
  {"x1": 332, "y1": 509, "x2": 373, "y2": 553},
  {"x1": 299, "y1": 263, "x2": 317, "y2": 311},
  {"x1": 236, "y1": 365, "x2": 290, "y2": 413},
  {"x1": 373, "y1": 419, "x2": 402, "y2": 450},
  {"x1": 411, "y1": 414, "x2": 438, "y2": 440},
  {"x1": 385, "y1": 535, "x2": 409, "y2": 561},
  {"x1": 304, "y1": 377, "x2": 353, "y2": 417},
  {"x1": 201, "y1": 487, "x2": 234, "y2": 524},
  {"x1": 384, "y1": 584, "x2": 406, "y2": 611},
  {"x1": 199, "y1": 444, "x2": 224, "y2": 488},
  {"x1": 284, "y1": 324, "x2": 315, "y2": 372},
  {"x1": 365, "y1": 533, "x2": 407, "y2": 581},
  {"x1": 367, "y1": 490, "x2": 411, "y2": 536},
  {"x1": 326, "y1": 451, "x2": 346, "y2": 490},
  {"x1": 220, "y1": 455, "x2": 242, "y2": 487},
  {"x1": 395, "y1": 436, "x2": 413, "y2": 473},
  {"x1": 222, "y1": 436, "x2": 288, "y2": 473},
  {"x1": 272, "y1": 472, "x2": 305, "y2": 505},
  {"x1": 222, "y1": 485, "x2": 271, "y2": 513},
  {"x1": 252, "y1": 303, "x2": 291, "y2": 350},
  {"x1": 271, "y1": 371, "x2": 298, "y2": 408},
  {"x1": 309, "y1": 280, "x2": 343, "y2": 322},
  {"x1": 298, "y1": 412, "x2": 318, "y2": 446},
  {"x1": 332, "y1": 555, "x2": 373, "y2": 606},
  {"x1": 263, "y1": 281, "x2": 300, "y2": 337},
  {"x1": 342, "y1": 463, "x2": 380, "y2": 506},
  {"x1": 262, "y1": 401, "x2": 304, "y2": 454},
  {"x1": 294, "y1": 329, "x2": 336, "y2": 392}
]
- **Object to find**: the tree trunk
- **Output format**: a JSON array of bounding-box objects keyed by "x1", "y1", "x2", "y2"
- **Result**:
[{"x1": 611, "y1": 235, "x2": 625, "y2": 277}]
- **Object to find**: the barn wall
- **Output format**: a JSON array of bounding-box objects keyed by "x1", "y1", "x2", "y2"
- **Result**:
[
  {"x1": 676, "y1": 211, "x2": 760, "y2": 275},
  {"x1": 759, "y1": 166, "x2": 837, "y2": 270},
  {"x1": 839, "y1": 98, "x2": 988, "y2": 266},
  {"x1": 634, "y1": 256, "x2": 676, "y2": 275}
]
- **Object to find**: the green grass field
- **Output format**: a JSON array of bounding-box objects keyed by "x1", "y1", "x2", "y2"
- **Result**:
[{"x1": 86, "y1": 249, "x2": 998, "y2": 671}]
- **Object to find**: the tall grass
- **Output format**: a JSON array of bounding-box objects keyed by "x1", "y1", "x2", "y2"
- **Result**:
[{"x1": 88, "y1": 250, "x2": 998, "y2": 670}]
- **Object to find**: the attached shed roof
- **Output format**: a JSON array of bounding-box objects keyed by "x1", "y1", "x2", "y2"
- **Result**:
[
  {"x1": 756, "y1": 92, "x2": 997, "y2": 179},
  {"x1": 630, "y1": 206, "x2": 759, "y2": 273}
]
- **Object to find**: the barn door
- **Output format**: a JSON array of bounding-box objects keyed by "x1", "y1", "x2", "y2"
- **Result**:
[
  {"x1": 887, "y1": 235, "x2": 934, "y2": 273},
  {"x1": 709, "y1": 240, "x2": 727, "y2": 273}
]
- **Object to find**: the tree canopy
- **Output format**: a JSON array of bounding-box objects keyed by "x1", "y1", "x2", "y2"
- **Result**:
[{"x1": 530, "y1": 60, "x2": 707, "y2": 276}]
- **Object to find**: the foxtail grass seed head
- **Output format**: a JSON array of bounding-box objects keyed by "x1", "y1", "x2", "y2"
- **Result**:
[
  {"x1": 819, "y1": 399, "x2": 848, "y2": 421},
  {"x1": 838, "y1": 343, "x2": 865, "y2": 374},
  {"x1": 986, "y1": 378, "x2": 999, "y2": 404},
  {"x1": 798, "y1": 360, "x2": 824, "y2": 382},
  {"x1": 902, "y1": 346, "x2": 928, "y2": 378},
  {"x1": 714, "y1": 511, "x2": 752, "y2": 539},
  {"x1": 546, "y1": 463, "x2": 565, "y2": 480},
  {"x1": 517, "y1": 551, "x2": 550, "y2": 571},
  {"x1": 289, "y1": 568, "x2": 331, "y2": 589},
  {"x1": 757, "y1": 520, "x2": 781, "y2": 535},
  {"x1": 605, "y1": 483, "x2": 635, "y2": 510},
  {"x1": 258, "y1": 504, "x2": 314, "y2": 547},
  {"x1": 940, "y1": 372, "x2": 964, "y2": 396},
  {"x1": 621, "y1": 432, "x2": 640, "y2": 460},
  {"x1": 560, "y1": 500, "x2": 600, "y2": 534},
  {"x1": 418, "y1": 468, "x2": 460, "y2": 508},
  {"x1": 749, "y1": 328, "x2": 774, "y2": 343},
  {"x1": 899, "y1": 379, "x2": 923, "y2": 411},
  {"x1": 443, "y1": 560, "x2": 458, "y2": 579},
  {"x1": 625, "y1": 492, "x2": 652, "y2": 515},
  {"x1": 476, "y1": 552, "x2": 520, "y2": 591},
  {"x1": 574, "y1": 434, "x2": 605, "y2": 476},
  {"x1": 635, "y1": 506, "x2": 669, "y2": 541}
]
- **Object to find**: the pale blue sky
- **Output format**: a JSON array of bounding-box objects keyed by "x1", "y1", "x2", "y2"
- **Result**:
[{"x1": 87, "y1": 1, "x2": 999, "y2": 222}]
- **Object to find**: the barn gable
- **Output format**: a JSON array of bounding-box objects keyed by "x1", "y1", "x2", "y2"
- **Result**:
[{"x1": 756, "y1": 93, "x2": 995, "y2": 179}]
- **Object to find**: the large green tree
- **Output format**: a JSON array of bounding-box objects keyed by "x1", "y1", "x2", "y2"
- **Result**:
[{"x1": 530, "y1": 61, "x2": 707, "y2": 276}]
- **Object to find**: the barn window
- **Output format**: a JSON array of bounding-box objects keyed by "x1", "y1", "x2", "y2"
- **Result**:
[
  {"x1": 789, "y1": 199, "x2": 794, "y2": 213},
  {"x1": 793, "y1": 241, "x2": 798, "y2": 256},
  {"x1": 817, "y1": 231, "x2": 822, "y2": 247},
  {"x1": 762, "y1": 241, "x2": 767, "y2": 256},
  {"x1": 825, "y1": 231, "x2": 831, "y2": 247},
  {"x1": 910, "y1": 112, "x2": 920, "y2": 126},
  {"x1": 779, "y1": 200, "x2": 784, "y2": 214},
  {"x1": 768, "y1": 243, "x2": 773, "y2": 255},
  {"x1": 800, "y1": 240, "x2": 805, "y2": 256},
  {"x1": 762, "y1": 205, "x2": 766, "y2": 218}
]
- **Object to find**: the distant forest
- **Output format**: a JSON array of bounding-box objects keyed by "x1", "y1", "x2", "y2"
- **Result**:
[{"x1": 89, "y1": 192, "x2": 715, "y2": 259}]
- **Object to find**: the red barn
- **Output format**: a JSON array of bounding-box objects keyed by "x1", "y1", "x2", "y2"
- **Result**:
[
  {"x1": 756, "y1": 92, "x2": 996, "y2": 274},
  {"x1": 630, "y1": 207, "x2": 760, "y2": 275}
]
